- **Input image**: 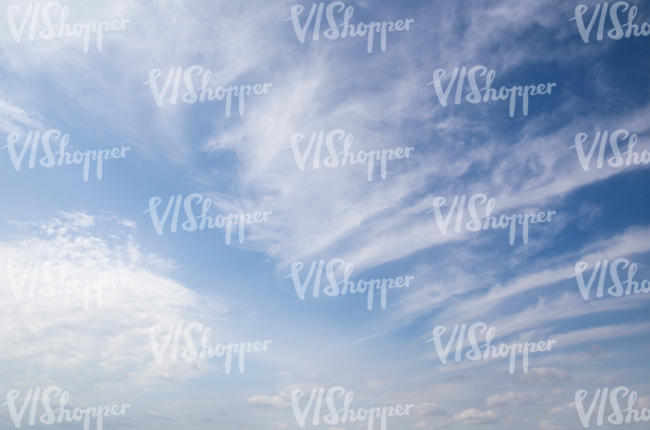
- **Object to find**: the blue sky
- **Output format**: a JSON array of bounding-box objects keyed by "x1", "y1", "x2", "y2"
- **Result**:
[{"x1": 0, "y1": 0, "x2": 649, "y2": 429}]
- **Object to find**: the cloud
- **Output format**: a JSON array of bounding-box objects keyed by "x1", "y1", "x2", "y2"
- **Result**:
[
  {"x1": 0, "y1": 211, "x2": 230, "y2": 392},
  {"x1": 432, "y1": 227, "x2": 650, "y2": 330},
  {"x1": 0, "y1": 98, "x2": 42, "y2": 131},
  {"x1": 540, "y1": 419, "x2": 568, "y2": 430},
  {"x1": 637, "y1": 396, "x2": 650, "y2": 409},
  {"x1": 247, "y1": 394, "x2": 288, "y2": 408},
  {"x1": 549, "y1": 403, "x2": 574, "y2": 414},
  {"x1": 516, "y1": 367, "x2": 571, "y2": 385},
  {"x1": 2, "y1": 1, "x2": 649, "y2": 429},
  {"x1": 485, "y1": 391, "x2": 539, "y2": 407},
  {"x1": 415, "y1": 402, "x2": 446, "y2": 416},
  {"x1": 453, "y1": 408, "x2": 499, "y2": 424}
]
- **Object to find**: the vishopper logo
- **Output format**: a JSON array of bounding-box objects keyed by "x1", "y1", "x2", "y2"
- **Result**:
[
  {"x1": 289, "y1": 386, "x2": 414, "y2": 430},
  {"x1": 572, "y1": 2, "x2": 650, "y2": 43},
  {"x1": 572, "y1": 129, "x2": 649, "y2": 171},
  {"x1": 143, "y1": 66, "x2": 272, "y2": 117},
  {"x1": 428, "y1": 193, "x2": 556, "y2": 246},
  {"x1": 1, "y1": 386, "x2": 130, "y2": 429},
  {"x1": 427, "y1": 322, "x2": 557, "y2": 374},
  {"x1": 289, "y1": 130, "x2": 415, "y2": 181},
  {"x1": 574, "y1": 258, "x2": 650, "y2": 300},
  {"x1": 574, "y1": 386, "x2": 650, "y2": 428},
  {"x1": 288, "y1": 258, "x2": 414, "y2": 311},
  {"x1": 428, "y1": 65, "x2": 557, "y2": 117},
  {"x1": 4, "y1": 259, "x2": 116, "y2": 311},
  {"x1": 144, "y1": 194, "x2": 271, "y2": 245},
  {"x1": 148, "y1": 322, "x2": 272, "y2": 375},
  {"x1": 2, "y1": 129, "x2": 130, "y2": 181},
  {"x1": 286, "y1": 1, "x2": 415, "y2": 53},
  {"x1": 3, "y1": 2, "x2": 130, "y2": 53}
]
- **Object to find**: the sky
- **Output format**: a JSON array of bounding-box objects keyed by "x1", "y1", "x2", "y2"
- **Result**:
[{"x1": 0, "y1": 0, "x2": 649, "y2": 429}]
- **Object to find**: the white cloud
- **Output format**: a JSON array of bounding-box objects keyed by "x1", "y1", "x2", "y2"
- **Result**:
[
  {"x1": 549, "y1": 403, "x2": 574, "y2": 414},
  {"x1": 415, "y1": 402, "x2": 446, "y2": 416},
  {"x1": 486, "y1": 391, "x2": 539, "y2": 407},
  {"x1": 637, "y1": 396, "x2": 650, "y2": 409},
  {"x1": 0, "y1": 211, "x2": 230, "y2": 394},
  {"x1": 540, "y1": 419, "x2": 568, "y2": 430},
  {"x1": 453, "y1": 408, "x2": 499, "y2": 424},
  {"x1": 247, "y1": 394, "x2": 288, "y2": 408},
  {"x1": 516, "y1": 367, "x2": 570, "y2": 385}
]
